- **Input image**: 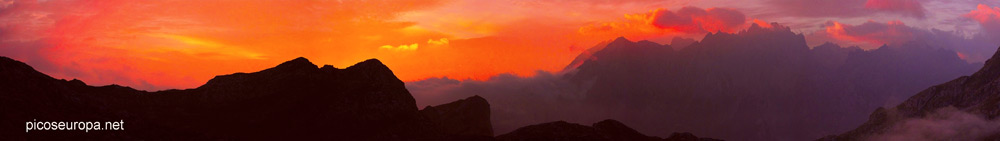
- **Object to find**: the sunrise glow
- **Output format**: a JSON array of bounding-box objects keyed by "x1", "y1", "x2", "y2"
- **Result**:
[{"x1": 2, "y1": 0, "x2": 999, "y2": 90}]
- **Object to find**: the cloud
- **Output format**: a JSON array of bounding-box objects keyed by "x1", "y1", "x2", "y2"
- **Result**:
[
  {"x1": 427, "y1": 38, "x2": 449, "y2": 45},
  {"x1": 638, "y1": 7, "x2": 748, "y2": 33},
  {"x1": 819, "y1": 20, "x2": 918, "y2": 45},
  {"x1": 654, "y1": 7, "x2": 747, "y2": 33},
  {"x1": 380, "y1": 43, "x2": 420, "y2": 51},
  {"x1": 869, "y1": 107, "x2": 1000, "y2": 140},
  {"x1": 965, "y1": 4, "x2": 1000, "y2": 42},
  {"x1": 578, "y1": 6, "x2": 749, "y2": 42},
  {"x1": 752, "y1": 19, "x2": 773, "y2": 28},
  {"x1": 807, "y1": 20, "x2": 999, "y2": 62},
  {"x1": 863, "y1": 0, "x2": 926, "y2": 18},
  {"x1": 964, "y1": 4, "x2": 1000, "y2": 23},
  {"x1": 764, "y1": 0, "x2": 925, "y2": 18}
]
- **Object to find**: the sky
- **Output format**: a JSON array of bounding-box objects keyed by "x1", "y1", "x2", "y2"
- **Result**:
[{"x1": 1, "y1": 0, "x2": 1000, "y2": 91}]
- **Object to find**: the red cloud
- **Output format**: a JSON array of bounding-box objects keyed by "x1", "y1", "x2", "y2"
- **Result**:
[
  {"x1": 753, "y1": 19, "x2": 773, "y2": 28},
  {"x1": 582, "y1": 6, "x2": 748, "y2": 35},
  {"x1": 577, "y1": 6, "x2": 750, "y2": 43},
  {"x1": 965, "y1": 4, "x2": 1000, "y2": 42},
  {"x1": 649, "y1": 7, "x2": 747, "y2": 33},
  {"x1": 821, "y1": 20, "x2": 917, "y2": 45},
  {"x1": 965, "y1": 4, "x2": 1000, "y2": 23}
]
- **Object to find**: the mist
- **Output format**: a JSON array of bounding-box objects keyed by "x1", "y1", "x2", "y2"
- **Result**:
[
  {"x1": 869, "y1": 107, "x2": 1000, "y2": 141},
  {"x1": 406, "y1": 23, "x2": 982, "y2": 140}
]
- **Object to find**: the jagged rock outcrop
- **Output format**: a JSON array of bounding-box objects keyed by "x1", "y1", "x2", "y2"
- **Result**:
[
  {"x1": 822, "y1": 46, "x2": 1000, "y2": 140},
  {"x1": 495, "y1": 119, "x2": 721, "y2": 141},
  {"x1": 420, "y1": 95, "x2": 494, "y2": 139}
]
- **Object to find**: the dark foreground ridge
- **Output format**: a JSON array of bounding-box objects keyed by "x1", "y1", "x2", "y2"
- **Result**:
[
  {"x1": 0, "y1": 56, "x2": 717, "y2": 140},
  {"x1": 822, "y1": 46, "x2": 1000, "y2": 140},
  {"x1": 496, "y1": 119, "x2": 722, "y2": 141},
  {"x1": 0, "y1": 56, "x2": 471, "y2": 140}
]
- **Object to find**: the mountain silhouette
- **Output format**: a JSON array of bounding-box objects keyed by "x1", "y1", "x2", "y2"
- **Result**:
[
  {"x1": 0, "y1": 56, "x2": 494, "y2": 140},
  {"x1": 1, "y1": 56, "x2": 720, "y2": 140},
  {"x1": 821, "y1": 46, "x2": 1000, "y2": 140},
  {"x1": 420, "y1": 95, "x2": 494, "y2": 139},
  {"x1": 496, "y1": 119, "x2": 721, "y2": 141}
]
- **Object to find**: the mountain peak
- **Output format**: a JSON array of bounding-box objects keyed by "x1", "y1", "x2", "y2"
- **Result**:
[
  {"x1": 347, "y1": 59, "x2": 392, "y2": 73},
  {"x1": 419, "y1": 95, "x2": 493, "y2": 137},
  {"x1": 740, "y1": 22, "x2": 793, "y2": 36},
  {"x1": 345, "y1": 58, "x2": 401, "y2": 85},
  {"x1": 352, "y1": 58, "x2": 386, "y2": 68},
  {"x1": 268, "y1": 57, "x2": 318, "y2": 72},
  {"x1": 749, "y1": 22, "x2": 763, "y2": 29},
  {"x1": 693, "y1": 22, "x2": 807, "y2": 52},
  {"x1": 467, "y1": 95, "x2": 486, "y2": 102},
  {"x1": 608, "y1": 37, "x2": 634, "y2": 47},
  {"x1": 968, "y1": 46, "x2": 1000, "y2": 85},
  {"x1": 612, "y1": 36, "x2": 630, "y2": 43},
  {"x1": 284, "y1": 57, "x2": 315, "y2": 66}
]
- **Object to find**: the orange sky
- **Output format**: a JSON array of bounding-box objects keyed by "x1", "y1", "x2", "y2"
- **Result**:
[
  {"x1": 1, "y1": 0, "x2": 997, "y2": 90},
  {"x1": 0, "y1": 0, "x2": 650, "y2": 90}
]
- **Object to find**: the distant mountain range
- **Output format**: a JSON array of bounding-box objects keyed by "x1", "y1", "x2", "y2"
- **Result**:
[
  {"x1": 0, "y1": 56, "x2": 709, "y2": 140},
  {"x1": 564, "y1": 23, "x2": 982, "y2": 140},
  {"x1": 407, "y1": 23, "x2": 983, "y2": 140},
  {"x1": 821, "y1": 46, "x2": 1000, "y2": 140}
]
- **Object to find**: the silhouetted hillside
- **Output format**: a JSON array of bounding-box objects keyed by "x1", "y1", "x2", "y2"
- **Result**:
[
  {"x1": 0, "y1": 56, "x2": 480, "y2": 140},
  {"x1": 420, "y1": 95, "x2": 494, "y2": 139},
  {"x1": 496, "y1": 119, "x2": 721, "y2": 141}
]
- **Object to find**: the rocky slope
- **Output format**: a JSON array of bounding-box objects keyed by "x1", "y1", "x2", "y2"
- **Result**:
[{"x1": 821, "y1": 46, "x2": 1000, "y2": 140}]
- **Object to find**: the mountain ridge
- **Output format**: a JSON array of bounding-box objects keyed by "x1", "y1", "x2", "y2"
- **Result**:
[
  {"x1": 1, "y1": 56, "x2": 717, "y2": 140},
  {"x1": 0, "y1": 56, "x2": 432, "y2": 140}
]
